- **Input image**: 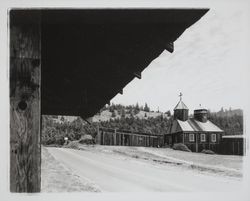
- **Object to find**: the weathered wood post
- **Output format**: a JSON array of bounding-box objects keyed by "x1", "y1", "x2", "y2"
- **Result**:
[
  {"x1": 102, "y1": 131, "x2": 105, "y2": 145},
  {"x1": 114, "y1": 128, "x2": 117, "y2": 145},
  {"x1": 195, "y1": 133, "x2": 198, "y2": 153},
  {"x1": 122, "y1": 134, "x2": 125, "y2": 146},
  {"x1": 232, "y1": 141, "x2": 235, "y2": 155},
  {"x1": 95, "y1": 125, "x2": 101, "y2": 144},
  {"x1": 10, "y1": 10, "x2": 41, "y2": 192}
]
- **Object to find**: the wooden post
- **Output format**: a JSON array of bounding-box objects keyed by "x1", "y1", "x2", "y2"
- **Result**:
[
  {"x1": 232, "y1": 141, "x2": 234, "y2": 155},
  {"x1": 114, "y1": 129, "x2": 117, "y2": 145},
  {"x1": 122, "y1": 134, "x2": 125, "y2": 146},
  {"x1": 10, "y1": 10, "x2": 41, "y2": 192},
  {"x1": 103, "y1": 132, "x2": 105, "y2": 145},
  {"x1": 238, "y1": 141, "x2": 240, "y2": 155},
  {"x1": 195, "y1": 134, "x2": 198, "y2": 152},
  {"x1": 96, "y1": 125, "x2": 101, "y2": 144}
]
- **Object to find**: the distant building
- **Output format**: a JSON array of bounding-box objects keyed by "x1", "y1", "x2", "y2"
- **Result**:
[{"x1": 165, "y1": 94, "x2": 224, "y2": 153}]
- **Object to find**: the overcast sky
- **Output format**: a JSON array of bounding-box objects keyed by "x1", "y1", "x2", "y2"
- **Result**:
[{"x1": 112, "y1": 6, "x2": 249, "y2": 113}]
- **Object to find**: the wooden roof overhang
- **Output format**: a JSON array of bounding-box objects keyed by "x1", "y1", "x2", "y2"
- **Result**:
[{"x1": 10, "y1": 9, "x2": 208, "y2": 119}]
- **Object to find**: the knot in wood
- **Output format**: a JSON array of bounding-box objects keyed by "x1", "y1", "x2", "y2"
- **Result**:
[{"x1": 18, "y1": 100, "x2": 27, "y2": 111}]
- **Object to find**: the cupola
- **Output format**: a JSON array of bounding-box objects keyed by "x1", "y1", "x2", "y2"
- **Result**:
[
  {"x1": 194, "y1": 104, "x2": 208, "y2": 123},
  {"x1": 173, "y1": 93, "x2": 189, "y2": 121}
]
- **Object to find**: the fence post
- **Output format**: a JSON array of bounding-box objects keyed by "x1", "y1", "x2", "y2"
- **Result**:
[
  {"x1": 103, "y1": 131, "x2": 105, "y2": 145},
  {"x1": 96, "y1": 125, "x2": 101, "y2": 144},
  {"x1": 122, "y1": 134, "x2": 125, "y2": 146},
  {"x1": 114, "y1": 128, "x2": 117, "y2": 145}
]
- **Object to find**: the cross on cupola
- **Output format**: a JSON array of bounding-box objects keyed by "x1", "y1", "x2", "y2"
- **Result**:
[
  {"x1": 174, "y1": 92, "x2": 189, "y2": 121},
  {"x1": 179, "y1": 92, "x2": 183, "y2": 101}
]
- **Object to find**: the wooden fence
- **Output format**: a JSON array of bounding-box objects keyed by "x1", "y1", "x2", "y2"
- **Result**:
[
  {"x1": 96, "y1": 127, "x2": 164, "y2": 147},
  {"x1": 218, "y1": 136, "x2": 245, "y2": 155},
  {"x1": 95, "y1": 127, "x2": 245, "y2": 155}
]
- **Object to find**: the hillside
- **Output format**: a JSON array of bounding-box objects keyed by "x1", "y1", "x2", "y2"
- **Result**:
[
  {"x1": 91, "y1": 108, "x2": 170, "y2": 123},
  {"x1": 41, "y1": 104, "x2": 243, "y2": 146},
  {"x1": 41, "y1": 103, "x2": 172, "y2": 145},
  {"x1": 215, "y1": 108, "x2": 243, "y2": 117},
  {"x1": 208, "y1": 109, "x2": 243, "y2": 136},
  {"x1": 90, "y1": 103, "x2": 172, "y2": 134}
]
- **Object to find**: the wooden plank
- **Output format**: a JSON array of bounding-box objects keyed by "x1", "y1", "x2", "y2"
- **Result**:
[
  {"x1": 238, "y1": 141, "x2": 240, "y2": 155},
  {"x1": 232, "y1": 141, "x2": 235, "y2": 155},
  {"x1": 195, "y1": 133, "x2": 198, "y2": 152},
  {"x1": 122, "y1": 134, "x2": 124, "y2": 146},
  {"x1": 166, "y1": 42, "x2": 174, "y2": 53},
  {"x1": 133, "y1": 72, "x2": 141, "y2": 79},
  {"x1": 114, "y1": 129, "x2": 117, "y2": 145},
  {"x1": 117, "y1": 133, "x2": 120, "y2": 145},
  {"x1": 100, "y1": 132, "x2": 103, "y2": 145},
  {"x1": 10, "y1": 11, "x2": 41, "y2": 192},
  {"x1": 103, "y1": 132, "x2": 105, "y2": 145},
  {"x1": 96, "y1": 125, "x2": 101, "y2": 144}
]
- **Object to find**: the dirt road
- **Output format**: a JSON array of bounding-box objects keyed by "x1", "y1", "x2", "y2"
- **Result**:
[{"x1": 46, "y1": 147, "x2": 243, "y2": 192}]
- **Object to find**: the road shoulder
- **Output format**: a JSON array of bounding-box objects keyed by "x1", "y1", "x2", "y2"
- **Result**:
[{"x1": 41, "y1": 146, "x2": 101, "y2": 192}]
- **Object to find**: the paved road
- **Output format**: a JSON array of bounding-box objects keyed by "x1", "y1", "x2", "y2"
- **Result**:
[{"x1": 46, "y1": 147, "x2": 243, "y2": 192}]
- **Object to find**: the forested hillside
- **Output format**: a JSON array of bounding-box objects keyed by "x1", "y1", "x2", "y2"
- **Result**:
[
  {"x1": 42, "y1": 103, "x2": 171, "y2": 145},
  {"x1": 42, "y1": 104, "x2": 243, "y2": 145},
  {"x1": 93, "y1": 103, "x2": 172, "y2": 134},
  {"x1": 208, "y1": 108, "x2": 243, "y2": 136}
]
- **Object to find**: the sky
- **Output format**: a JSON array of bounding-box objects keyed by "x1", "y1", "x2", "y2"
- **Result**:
[{"x1": 111, "y1": 5, "x2": 250, "y2": 113}]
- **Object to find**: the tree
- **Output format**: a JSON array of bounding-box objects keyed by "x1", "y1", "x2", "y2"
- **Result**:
[
  {"x1": 208, "y1": 109, "x2": 243, "y2": 135},
  {"x1": 165, "y1": 110, "x2": 171, "y2": 116},
  {"x1": 134, "y1": 103, "x2": 140, "y2": 114},
  {"x1": 144, "y1": 103, "x2": 150, "y2": 112},
  {"x1": 109, "y1": 104, "x2": 115, "y2": 112},
  {"x1": 111, "y1": 110, "x2": 116, "y2": 118},
  {"x1": 60, "y1": 116, "x2": 65, "y2": 122},
  {"x1": 121, "y1": 108, "x2": 126, "y2": 118},
  {"x1": 160, "y1": 113, "x2": 164, "y2": 121},
  {"x1": 129, "y1": 111, "x2": 134, "y2": 118}
]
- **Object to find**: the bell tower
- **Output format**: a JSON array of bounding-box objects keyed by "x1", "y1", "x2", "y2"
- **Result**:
[
  {"x1": 194, "y1": 104, "x2": 208, "y2": 122},
  {"x1": 173, "y1": 93, "x2": 189, "y2": 121}
]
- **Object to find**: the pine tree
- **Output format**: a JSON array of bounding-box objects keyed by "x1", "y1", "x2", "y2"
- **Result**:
[
  {"x1": 111, "y1": 110, "x2": 116, "y2": 118},
  {"x1": 121, "y1": 108, "x2": 126, "y2": 118},
  {"x1": 60, "y1": 116, "x2": 65, "y2": 122},
  {"x1": 144, "y1": 103, "x2": 150, "y2": 112},
  {"x1": 134, "y1": 103, "x2": 140, "y2": 114},
  {"x1": 165, "y1": 110, "x2": 171, "y2": 116}
]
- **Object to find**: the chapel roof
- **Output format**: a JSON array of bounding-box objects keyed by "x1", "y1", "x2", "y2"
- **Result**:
[{"x1": 166, "y1": 118, "x2": 224, "y2": 134}]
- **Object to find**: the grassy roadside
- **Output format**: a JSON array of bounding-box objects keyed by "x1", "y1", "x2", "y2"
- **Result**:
[
  {"x1": 78, "y1": 145, "x2": 243, "y2": 178},
  {"x1": 41, "y1": 146, "x2": 101, "y2": 192}
]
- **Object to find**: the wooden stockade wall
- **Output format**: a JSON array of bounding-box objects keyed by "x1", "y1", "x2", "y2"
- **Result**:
[
  {"x1": 96, "y1": 127, "x2": 164, "y2": 147},
  {"x1": 219, "y1": 137, "x2": 245, "y2": 156}
]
